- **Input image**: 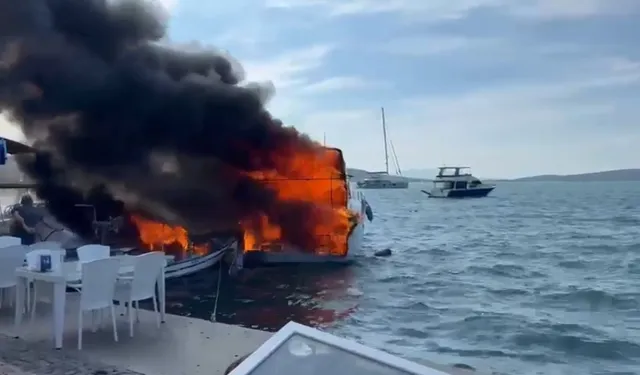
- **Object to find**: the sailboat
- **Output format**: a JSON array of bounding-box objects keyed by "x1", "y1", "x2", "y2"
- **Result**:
[{"x1": 356, "y1": 107, "x2": 409, "y2": 189}]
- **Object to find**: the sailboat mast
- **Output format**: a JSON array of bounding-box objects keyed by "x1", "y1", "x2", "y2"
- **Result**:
[{"x1": 381, "y1": 106, "x2": 389, "y2": 174}]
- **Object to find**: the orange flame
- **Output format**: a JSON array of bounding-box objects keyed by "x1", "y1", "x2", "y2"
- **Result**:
[
  {"x1": 130, "y1": 146, "x2": 357, "y2": 258},
  {"x1": 130, "y1": 215, "x2": 208, "y2": 257},
  {"x1": 241, "y1": 146, "x2": 357, "y2": 257}
]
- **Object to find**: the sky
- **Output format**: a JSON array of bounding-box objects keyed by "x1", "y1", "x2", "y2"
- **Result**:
[{"x1": 2, "y1": 0, "x2": 640, "y2": 178}]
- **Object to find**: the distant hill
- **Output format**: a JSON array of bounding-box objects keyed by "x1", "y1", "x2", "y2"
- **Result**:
[
  {"x1": 346, "y1": 168, "x2": 429, "y2": 182},
  {"x1": 9, "y1": 160, "x2": 633, "y2": 184},
  {"x1": 345, "y1": 168, "x2": 370, "y2": 180},
  {"x1": 513, "y1": 169, "x2": 640, "y2": 182},
  {"x1": 402, "y1": 168, "x2": 439, "y2": 180}
]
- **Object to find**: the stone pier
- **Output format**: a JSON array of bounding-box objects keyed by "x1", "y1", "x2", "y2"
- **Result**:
[{"x1": 0, "y1": 333, "x2": 143, "y2": 375}]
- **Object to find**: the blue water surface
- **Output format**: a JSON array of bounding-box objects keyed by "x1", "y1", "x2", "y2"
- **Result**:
[{"x1": 36, "y1": 181, "x2": 640, "y2": 375}]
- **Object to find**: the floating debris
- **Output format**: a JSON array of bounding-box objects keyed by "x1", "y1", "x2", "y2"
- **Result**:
[{"x1": 374, "y1": 248, "x2": 392, "y2": 257}]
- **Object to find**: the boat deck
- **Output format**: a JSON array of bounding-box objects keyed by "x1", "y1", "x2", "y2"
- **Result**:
[{"x1": 0, "y1": 293, "x2": 271, "y2": 375}]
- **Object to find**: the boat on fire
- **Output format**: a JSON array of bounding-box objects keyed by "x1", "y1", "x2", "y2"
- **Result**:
[
  {"x1": 232, "y1": 147, "x2": 372, "y2": 268},
  {"x1": 0, "y1": 203, "x2": 235, "y2": 279},
  {"x1": 0, "y1": 137, "x2": 233, "y2": 279},
  {"x1": 0, "y1": 137, "x2": 372, "y2": 269}
]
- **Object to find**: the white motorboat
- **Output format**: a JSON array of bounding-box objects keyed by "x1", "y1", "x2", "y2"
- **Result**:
[
  {"x1": 356, "y1": 107, "x2": 409, "y2": 189},
  {"x1": 422, "y1": 166, "x2": 495, "y2": 198}
]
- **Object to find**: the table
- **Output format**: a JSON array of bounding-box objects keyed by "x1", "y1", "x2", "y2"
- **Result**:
[{"x1": 13, "y1": 255, "x2": 168, "y2": 349}]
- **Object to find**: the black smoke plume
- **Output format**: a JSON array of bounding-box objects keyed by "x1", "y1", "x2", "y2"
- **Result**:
[{"x1": 0, "y1": 0, "x2": 334, "y2": 250}]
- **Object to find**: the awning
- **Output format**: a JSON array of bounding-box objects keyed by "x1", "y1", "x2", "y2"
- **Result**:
[{"x1": 0, "y1": 137, "x2": 35, "y2": 154}]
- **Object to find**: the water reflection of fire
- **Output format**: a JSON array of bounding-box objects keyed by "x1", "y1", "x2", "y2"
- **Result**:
[
  {"x1": 212, "y1": 266, "x2": 360, "y2": 330},
  {"x1": 130, "y1": 147, "x2": 358, "y2": 257}
]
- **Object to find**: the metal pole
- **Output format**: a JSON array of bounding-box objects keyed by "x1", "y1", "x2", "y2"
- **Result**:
[{"x1": 381, "y1": 107, "x2": 389, "y2": 174}]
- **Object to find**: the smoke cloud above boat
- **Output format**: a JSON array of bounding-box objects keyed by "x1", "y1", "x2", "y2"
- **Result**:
[{"x1": 0, "y1": 0, "x2": 349, "y2": 252}]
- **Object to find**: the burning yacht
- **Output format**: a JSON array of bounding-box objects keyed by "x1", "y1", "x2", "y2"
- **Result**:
[
  {"x1": 237, "y1": 147, "x2": 370, "y2": 266},
  {"x1": 0, "y1": 137, "x2": 371, "y2": 269}
]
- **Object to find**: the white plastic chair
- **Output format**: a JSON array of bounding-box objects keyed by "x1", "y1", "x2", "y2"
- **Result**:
[
  {"x1": 0, "y1": 246, "x2": 29, "y2": 310},
  {"x1": 113, "y1": 252, "x2": 165, "y2": 337},
  {"x1": 30, "y1": 241, "x2": 64, "y2": 251},
  {"x1": 76, "y1": 244, "x2": 110, "y2": 263},
  {"x1": 28, "y1": 249, "x2": 66, "y2": 321},
  {"x1": 0, "y1": 244, "x2": 30, "y2": 260},
  {"x1": 75, "y1": 258, "x2": 120, "y2": 350},
  {"x1": 0, "y1": 236, "x2": 22, "y2": 248}
]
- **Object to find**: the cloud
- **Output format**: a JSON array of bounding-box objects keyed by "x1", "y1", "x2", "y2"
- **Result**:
[
  {"x1": 241, "y1": 45, "x2": 333, "y2": 89},
  {"x1": 235, "y1": 45, "x2": 377, "y2": 121},
  {"x1": 265, "y1": 0, "x2": 501, "y2": 19},
  {"x1": 265, "y1": 0, "x2": 640, "y2": 20},
  {"x1": 157, "y1": 0, "x2": 178, "y2": 11},
  {"x1": 300, "y1": 76, "x2": 384, "y2": 93},
  {"x1": 380, "y1": 35, "x2": 500, "y2": 56},
  {"x1": 302, "y1": 55, "x2": 640, "y2": 177},
  {"x1": 3, "y1": 0, "x2": 639, "y2": 179},
  {"x1": 510, "y1": 0, "x2": 640, "y2": 19}
]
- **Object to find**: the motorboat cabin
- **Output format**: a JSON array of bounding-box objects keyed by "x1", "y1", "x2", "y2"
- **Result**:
[{"x1": 422, "y1": 166, "x2": 495, "y2": 198}]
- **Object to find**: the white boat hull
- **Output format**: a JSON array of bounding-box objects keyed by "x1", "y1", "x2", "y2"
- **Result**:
[
  {"x1": 356, "y1": 180, "x2": 408, "y2": 189},
  {"x1": 423, "y1": 185, "x2": 495, "y2": 198},
  {"x1": 164, "y1": 244, "x2": 232, "y2": 279},
  {"x1": 240, "y1": 220, "x2": 365, "y2": 265},
  {"x1": 0, "y1": 204, "x2": 234, "y2": 279}
]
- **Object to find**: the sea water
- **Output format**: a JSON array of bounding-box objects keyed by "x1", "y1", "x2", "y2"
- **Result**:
[{"x1": 3, "y1": 182, "x2": 639, "y2": 375}]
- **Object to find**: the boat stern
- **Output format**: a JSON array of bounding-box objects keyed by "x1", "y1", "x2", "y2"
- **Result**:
[{"x1": 238, "y1": 194, "x2": 368, "y2": 267}]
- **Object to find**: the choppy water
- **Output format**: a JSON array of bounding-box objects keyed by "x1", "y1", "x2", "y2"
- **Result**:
[
  {"x1": 167, "y1": 182, "x2": 640, "y2": 375},
  {"x1": 4, "y1": 182, "x2": 640, "y2": 374}
]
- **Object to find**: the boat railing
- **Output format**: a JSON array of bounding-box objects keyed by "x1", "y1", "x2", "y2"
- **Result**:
[{"x1": 72, "y1": 204, "x2": 124, "y2": 244}]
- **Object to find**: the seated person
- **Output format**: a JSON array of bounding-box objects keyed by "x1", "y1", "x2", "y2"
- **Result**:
[{"x1": 10, "y1": 194, "x2": 42, "y2": 245}]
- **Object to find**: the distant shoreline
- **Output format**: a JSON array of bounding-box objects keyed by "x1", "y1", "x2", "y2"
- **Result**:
[
  {"x1": 347, "y1": 168, "x2": 640, "y2": 183},
  {"x1": 2, "y1": 162, "x2": 638, "y2": 184}
]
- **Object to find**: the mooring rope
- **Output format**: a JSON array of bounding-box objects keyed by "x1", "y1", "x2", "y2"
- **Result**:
[{"x1": 211, "y1": 255, "x2": 224, "y2": 322}]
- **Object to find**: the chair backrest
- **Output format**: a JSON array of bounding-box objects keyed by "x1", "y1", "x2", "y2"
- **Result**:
[
  {"x1": 0, "y1": 236, "x2": 21, "y2": 248},
  {"x1": 130, "y1": 252, "x2": 166, "y2": 300},
  {"x1": 0, "y1": 244, "x2": 29, "y2": 259},
  {"x1": 30, "y1": 241, "x2": 64, "y2": 251},
  {"x1": 80, "y1": 258, "x2": 121, "y2": 310},
  {"x1": 0, "y1": 246, "x2": 29, "y2": 286},
  {"x1": 77, "y1": 244, "x2": 110, "y2": 263}
]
